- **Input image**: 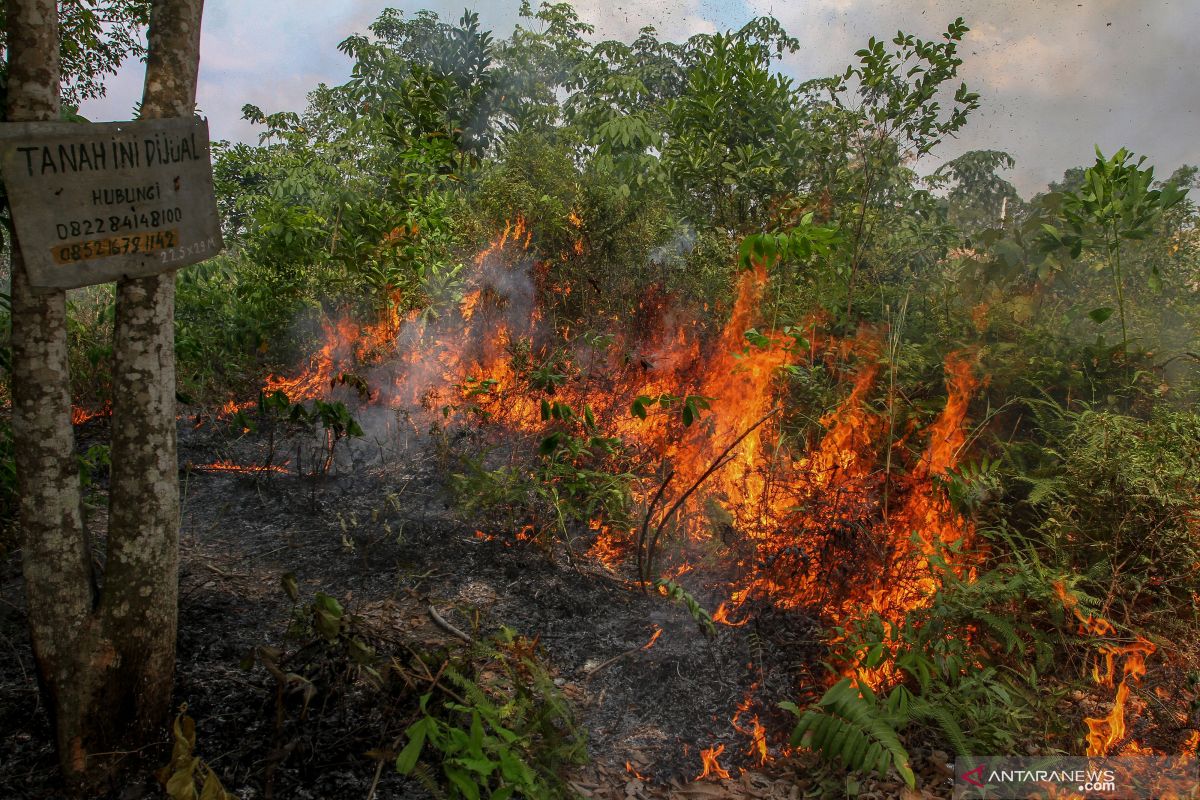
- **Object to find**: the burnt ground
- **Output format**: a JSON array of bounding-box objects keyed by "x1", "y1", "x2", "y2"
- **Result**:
[{"x1": 0, "y1": 413, "x2": 950, "y2": 800}]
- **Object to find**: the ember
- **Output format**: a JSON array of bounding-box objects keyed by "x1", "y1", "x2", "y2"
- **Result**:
[
  {"x1": 193, "y1": 460, "x2": 288, "y2": 475},
  {"x1": 71, "y1": 404, "x2": 111, "y2": 425}
]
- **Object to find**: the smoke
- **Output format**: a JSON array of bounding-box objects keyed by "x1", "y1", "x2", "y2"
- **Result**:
[{"x1": 333, "y1": 231, "x2": 543, "y2": 453}]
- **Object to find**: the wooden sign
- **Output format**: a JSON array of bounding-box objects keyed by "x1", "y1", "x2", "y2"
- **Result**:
[{"x1": 0, "y1": 117, "x2": 224, "y2": 289}]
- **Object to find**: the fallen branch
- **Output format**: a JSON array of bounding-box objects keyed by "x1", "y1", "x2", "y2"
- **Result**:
[
  {"x1": 427, "y1": 604, "x2": 473, "y2": 644},
  {"x1": 584, "y1": 629, "x2": 663, "y2": 680}
]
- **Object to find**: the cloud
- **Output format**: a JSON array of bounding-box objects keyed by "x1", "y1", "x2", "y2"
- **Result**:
[
  {"x1": 742, "y1": 0, "x2": 1200, "y2": 193},
  {"x1": 570, "y1": 0, "x2": 718, "y2": 41}
]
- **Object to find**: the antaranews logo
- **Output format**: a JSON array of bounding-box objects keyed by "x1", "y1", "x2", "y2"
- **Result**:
[
  {"x1": 960, "y1": 765, "x2": 985, "y2": 788},
  {"x1": 953, "y1": 756, "x2": 1197, "y2": 799}
]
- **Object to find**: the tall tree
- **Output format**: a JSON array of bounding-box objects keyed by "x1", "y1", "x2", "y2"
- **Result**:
[{"x1": 5, "y1": 0, "x2": 204, "y2": 793}]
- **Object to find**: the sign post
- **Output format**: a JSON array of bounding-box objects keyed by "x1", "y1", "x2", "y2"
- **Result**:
[{"x1": 0, "y1": 116, "x2": 223, "y2": 289}]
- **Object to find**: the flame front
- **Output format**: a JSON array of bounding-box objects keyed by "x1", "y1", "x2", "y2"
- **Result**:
[
  {"x1": 239, "y1": 215, "x2": 992, "y2": 772},
  {"x1": 72, "y1": 403, "x2": 111, "y2": 425},
  {"x1": 194, "y1": 460, "x2": 289, "y2": 475}
]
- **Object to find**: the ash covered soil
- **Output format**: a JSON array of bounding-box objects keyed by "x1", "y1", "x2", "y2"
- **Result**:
[{"x1": 0, "y1": 415, "x2": 950, "y2": 800}]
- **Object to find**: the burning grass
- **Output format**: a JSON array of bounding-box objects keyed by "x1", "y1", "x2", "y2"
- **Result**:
[{"x1": 212, "y1": 216, "x2": 1198, "y2": 781}]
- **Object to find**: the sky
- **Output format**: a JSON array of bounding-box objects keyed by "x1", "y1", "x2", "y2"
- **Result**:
[{"x1": 80, "y1": 0, "x2": 1200, "y2": 197}]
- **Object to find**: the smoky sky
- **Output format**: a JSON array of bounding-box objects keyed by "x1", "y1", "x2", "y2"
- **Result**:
[{"x1": 81, "y1": 0, "x2": 1199, "y2": 196}]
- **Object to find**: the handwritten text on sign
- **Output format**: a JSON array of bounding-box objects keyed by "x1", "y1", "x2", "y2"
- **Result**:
[{"x1": 0, "y1": 117, "x2": 223, "y2": 289}]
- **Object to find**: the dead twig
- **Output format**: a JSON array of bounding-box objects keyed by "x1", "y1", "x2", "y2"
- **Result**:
[
  {"x1": 636, "y1": 467, "x2": 675, "y2": 584},
  {"x1": 427, "y1": 604, "x2": 473, "y2": 644},
  {"x1": 584, "y1": 633, "x2": 660, "y2": 680},
  {"x1": 643, "y1": 407, "x2": 782, "y2": 581}
]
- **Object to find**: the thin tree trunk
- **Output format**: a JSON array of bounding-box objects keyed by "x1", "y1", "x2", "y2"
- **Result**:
[
  {"x1": 5, "y1": 0, "x2": 106, "y2": 790},
  {"x1": 102, "y1": 0, "x2": 206, "y2": 780}
]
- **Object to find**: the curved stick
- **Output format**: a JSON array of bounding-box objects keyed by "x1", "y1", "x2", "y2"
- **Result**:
[{"x1": 643, "y1": 407, "x2": 782, "y2": 580}]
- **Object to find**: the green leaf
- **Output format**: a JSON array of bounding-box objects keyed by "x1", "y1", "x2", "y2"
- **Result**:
[
  {"x1": 538, "y1": 432, "x2": 562, "y2": 455},
  {"x1": 447, "y1": 768, "x2": 482, "y2": 800},
  {"x1": 1149, "y1": 264, "x2": 1163, "y2": 293},
  {"x1": 1087, "y1": 307, "x2": 1114, "y2": 324},
  {"x1": 280, "y1": 572, "x2": 299, "y2": 603}
]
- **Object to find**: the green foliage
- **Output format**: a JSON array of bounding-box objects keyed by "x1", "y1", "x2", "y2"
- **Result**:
[
  {"x1": 844, "y1": 19, "x2": 979, "y2": 156},
  {"x1": 653, "y1": 579, "x2": 716, "y2": 636},
  {"x1": 1006, "y1": 405, "x2": 1200, "y2": 621},
  {"x1": 738, "y1": 212, "x2": 843, "y2": 270},
  {"x1": 174, "y1": 257, "x2": 294, "y2": 402},
  {"x1": 64, "y1": 285, "x2": 115, "y2": 410},
  {"x1": 247, "y1": 585, "x2": 584, "y2": 797},
  {"x1": 790, "y1": 527, "x2": 1118, "y2": 785},
  {"x1": 454, "y1": 398, "x2": 635, "y2": 548},
  {"x1": 930, "y1": 149, "x2": 1022, "y2": 234},
  {"x1": 396, "y1": 629, "x2": 586, "y2": 800},
  {"x1": 1040, "y1": 147, "x2": 1187, "y2": 350},
  {"x1": 0, "y1": 1, "x2": 151, "y2": 108},
  {"x1": 659, "y1": 25, "x2": 805, "y2": 229},
  {"x1": 629, "y1": 393, "x2": 712, "y2": 427},
  {"x1": 783, "y1": 678, "x2": 915, "y2": 788}
]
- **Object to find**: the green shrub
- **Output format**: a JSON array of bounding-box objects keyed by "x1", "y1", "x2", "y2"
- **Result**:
[{"x1": 1010, "y1": 406, "x2": 1200, "y2": 626}]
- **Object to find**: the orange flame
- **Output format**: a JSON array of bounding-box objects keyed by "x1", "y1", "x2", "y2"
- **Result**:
[
  {"x1": 1056, "y1": 581, "x2": 1157, "y2": 756},
  {"x1": 732, "y1": 693, "x2": 770, "y2": 766},
  {"x1": 71, "y1": 404, "x2": 111, "y2": 424},
  {"x1": 235, "y1": 217, "x2": 989, "y2": 752},
  {"x1": 696, "y1": 744, "x2": 731, "y2": 781},
  {"x1": 712, "y1": 601, "x2": 749, "y2": 627},
  {"x1": 642, "y1": 626, "x2": 663, "y2": 650},
  {"x1": 194, "y1": 460, "x2": 289, "y2": 475}
]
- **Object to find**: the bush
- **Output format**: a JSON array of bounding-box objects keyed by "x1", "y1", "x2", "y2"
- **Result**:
[{"x1": 1011, "y1": 406, "x2": 1200, "y2": 626}]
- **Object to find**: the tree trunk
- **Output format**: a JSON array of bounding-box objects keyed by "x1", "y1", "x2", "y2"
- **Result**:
[
  {"x1": 6, "y1": 0, "x2": 205, "y2": 794},
  {"x1": 6, "y1": 0, "x2": 104, "y2": 791},
  {"x1": 101, "y1": 0, "x2": 206, "y2": 781}
]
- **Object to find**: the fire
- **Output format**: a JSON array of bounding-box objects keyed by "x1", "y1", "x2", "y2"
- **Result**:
[
  {"x1": 193, "y1": 460, "x2": 288, "y2": 475},
  {"x1": 585, "y1": 528, "x2": 628, "y2": 569},
  {"x1": 1084, "y1": 636, "x2": 1154, "y2": 756},
  {"x1": 642, "y1": 626, "x2": 663, "y2": 650},
  {"x1": 1056, "y1": 581, "x2": 1157, "y2": 756},
  {"x1": 712, "y1": 601, "x2": 749, "y2": 627},
  {"x1": 732, "y1": 693, "x2": 770, "y2": 766},
  {"x1": 260, "y1": 304, "x2": 403, "y2": 404},
  {"x1": 72, "y1": 403, "x2": 111, "y2": 424},
  {"x1": 236, "y1": 215, "x2": 992, "y2": 768},
  {"x1": 696, "y1": 744, "x2": 731, "y2": 781}
]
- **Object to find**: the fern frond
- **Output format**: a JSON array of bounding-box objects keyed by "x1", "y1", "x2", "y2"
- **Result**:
[
  {"x1": 786, "y1": 679, "x2": 916, "y2": 788},
  {"x1": 911, "y1": 700, "x2": 971, "y2": 758},
  {"x1": 977, "y1": 611, "x2": 1023, "y2": 654}
]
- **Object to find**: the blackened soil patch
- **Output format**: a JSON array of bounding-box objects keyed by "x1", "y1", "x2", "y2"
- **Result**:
[{"x1": 0, "y1": 419, "x2": 836, "y2": 799}]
